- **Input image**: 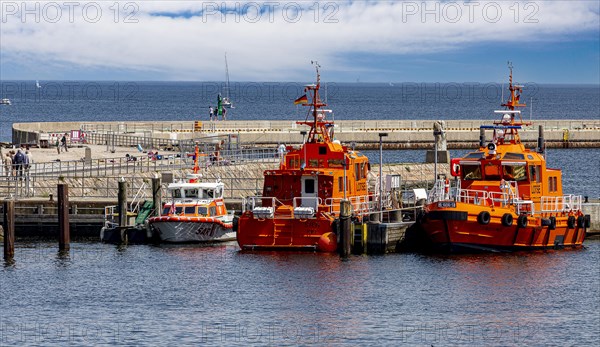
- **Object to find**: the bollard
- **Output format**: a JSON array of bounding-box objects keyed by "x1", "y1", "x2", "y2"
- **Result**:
[
  {"x1": 152, "y1": 176, "x2": 162, "y2": 217},
  {"x1": 58, "y1": 184, "x2": 70, "y2": 251},
  {"x1": 3, "y1": 199, "x2": 15, "y2": 260},
  {"x1": 118, "y1": 179, "x2": 128, "y2": 243},
  {"x1": 338, "y1": 199, "x2": 352, "y2": 257}
]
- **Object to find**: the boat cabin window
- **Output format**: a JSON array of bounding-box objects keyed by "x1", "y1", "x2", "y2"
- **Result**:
[
  {"x1": 464, "y1": 152, "x2": 484, "y2": 159},
  {"x1": 319, "y1": 146, "x2": 327, "y2": 155},
  {"x1": 288, "y1": 157, "x2": 300, "y2": 169},
  {"x1": 184, "y1": 206, "x2": 195, "y2": 214},
  {"x1": 170, "y1": 189, "x2": 182, "y2": 198},
  {"x1": 338, "y1": 177, "x2": 344, "y2": 192},
  {"x1": 202, "y1": 189, "x2": 214, "y2": 199},
  {"x1": 304, "y1": 179, "x2": 315, "y2": 194},
  {"x1": 503, "y1": 152, "x2": 525, "y2": 160},
  {"x1": 484, "y1": 163, "x2": 501, "y2": 180},
  {"x1": 209, "y1": 206, "x2": 216, "y2": 216},
  {"x1": 328, "y1": 159, "x2": 344, "y2": 167},
  {"x1": 184, "y1": 189, "x2": 198, "y2": 198},
  {"x1": 530, "y1": 165, "x2": 541, "y2": 183},
  {"x1": 162, "y1": 207, "x2": 170, "y2": 215},
  {"x1": 548, "y1": 176, "x2": 558, "y2": 192},
  {"x1": 197, "y1": 206, "x2": 208, "y2": 216},
  {"x1": 174, "y1": 207, "x2": 183, "y2": 214},
  {"x1": 462, "y1": 164, "x2": 482, "y2": 180},
  {"x1": 502, "y1": 163, "x2": 527, "y2": 181}
]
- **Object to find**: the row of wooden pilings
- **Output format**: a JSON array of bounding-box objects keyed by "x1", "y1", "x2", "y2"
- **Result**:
[{"x1": 2, "y1": 176, "x2": 163, "y2": 260}]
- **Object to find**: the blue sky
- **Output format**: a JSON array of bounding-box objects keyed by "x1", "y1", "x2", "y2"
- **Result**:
[{"x1": 1, "y1": 1, "x2": 599, "y2": 83}]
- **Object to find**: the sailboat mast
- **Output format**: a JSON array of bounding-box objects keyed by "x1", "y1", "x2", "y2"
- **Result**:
[{"x1": 224, "y1": 52, "x2": 230, "y2": 99}]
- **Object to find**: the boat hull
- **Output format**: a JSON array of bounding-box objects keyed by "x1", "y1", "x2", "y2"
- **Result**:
[
  {"x1": 148, "y1": 216, "x2": 235, "y2": 243},
  {"x1": 237, "y1": 211, "x2": 335, "y2": 251},
  {"x1": 421, "y1": 203, "x2": 586, "y2": 253}
]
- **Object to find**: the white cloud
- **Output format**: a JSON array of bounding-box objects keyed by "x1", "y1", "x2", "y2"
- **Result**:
[{"x1": 1, "y1": 0, "x2": 598, "y2": 80}]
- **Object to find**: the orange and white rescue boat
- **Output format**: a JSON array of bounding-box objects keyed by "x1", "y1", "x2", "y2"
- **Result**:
[
  {"x1": 148, "y1": 147, "x2": 235, "y2": 243},
  {"x1": 237, "y1": 62, "x2": 374, "y2": 251},
  {"x1": 420, "y1": 65, "x2": 590, "y2": 252}
]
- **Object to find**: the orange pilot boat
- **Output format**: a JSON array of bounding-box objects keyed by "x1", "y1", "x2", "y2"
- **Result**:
[
  {"x1": 420, "y1": 65, "x2": 590, "y2": 252},
  {"x1": 237, "y1": 63, "x2": 372, "y2": 251}
]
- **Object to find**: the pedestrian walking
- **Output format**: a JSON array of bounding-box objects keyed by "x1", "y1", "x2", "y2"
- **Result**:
[{"x1": 61, "y1": 134, "x2": 68, "y2": 152}]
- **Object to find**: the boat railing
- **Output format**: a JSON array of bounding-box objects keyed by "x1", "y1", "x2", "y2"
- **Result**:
[
  {"x1": 103, "y1": 205, "x2": 119, "y2": 229},
  {"x1": 455, "y1": 188, "x2": 518, "y2": 208},
  {"x1": 324, "y1": 195, "x2": 376, "y2": 217},
  {"x1": 540, "y1": 195, "x2": 583, "y2": 213}
]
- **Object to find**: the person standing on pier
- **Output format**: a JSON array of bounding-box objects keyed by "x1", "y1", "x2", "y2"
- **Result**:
[
  {"x1": 209, "y1": 106, "x2": 214, "y2": 121},
  {"x1": 12, "y1": 149, "x2": 25, "y2": 179},
  {"x1": 61, "y1": 134, "x2": 68, "y2": 152},
  {"x1": 222, "y1": 107, "x2": 227, "y2": 121},
  {"x1": 3, "y1": 153, "x2": 12, "y2": 178}
]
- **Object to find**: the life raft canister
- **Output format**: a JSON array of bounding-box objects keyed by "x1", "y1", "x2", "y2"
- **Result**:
[{"x1": 450, "y1": 158, "x2": 461, "y2": 177}]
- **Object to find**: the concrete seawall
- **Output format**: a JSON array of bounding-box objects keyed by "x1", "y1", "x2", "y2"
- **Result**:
[{"x1": 13, "y1": 119, "x2": 600, "y2": 149}]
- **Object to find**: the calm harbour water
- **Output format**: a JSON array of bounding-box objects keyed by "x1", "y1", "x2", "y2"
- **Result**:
[
  {"x1": 1, "y1": 82, "x2": 599, "y2": 346},
  {"x1": 1, "y1": 240, "x2": 599, "y2": 346}
]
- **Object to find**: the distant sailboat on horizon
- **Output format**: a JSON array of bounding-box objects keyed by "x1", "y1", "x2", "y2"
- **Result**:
[
  {"x1": 36, "y1": 80, "x2": 41, "y2": 88},
  {"x1": 222, "y1": 52, "x2": 233, "y2": 108}
]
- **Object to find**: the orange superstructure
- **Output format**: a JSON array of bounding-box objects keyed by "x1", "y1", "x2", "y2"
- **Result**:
[
  {"x1": 420, "y1": 64, "x2": 590, "y2": 252},
  {"x1": 237, "y1": 63, "x2": 373, "y2": 251}
]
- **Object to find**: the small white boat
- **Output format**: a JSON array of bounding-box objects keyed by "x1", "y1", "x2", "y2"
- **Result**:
[
  {"x1": 0, "y1": 98, "x2": 11, "y2": 105},
  {"x1": 147, "y1": 147, "x2": 236, "y2": 243}
]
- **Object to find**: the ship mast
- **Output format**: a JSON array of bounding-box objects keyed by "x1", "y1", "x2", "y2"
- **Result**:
[
  {"x1": 494, "y1": 62, "x2": 530, "y2": 143},
  {"x1": 297, "y1": 61, "x2": 334, "y2": 144}
]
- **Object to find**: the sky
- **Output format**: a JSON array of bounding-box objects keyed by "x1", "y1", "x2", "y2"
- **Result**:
[{"x1": 0, "y1": 0, "x2": 599, "y2": 83}]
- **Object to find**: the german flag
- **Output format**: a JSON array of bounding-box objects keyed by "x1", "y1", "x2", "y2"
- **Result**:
[{"x1": 294, "y1": 94, "x2": 308, "y2": 105}]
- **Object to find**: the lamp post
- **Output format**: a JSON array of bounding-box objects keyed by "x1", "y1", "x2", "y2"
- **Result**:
[
  {"x1": 433, "y1": 130, "x2": 442, "y2": 188},
  {"x1": 378, "y1": 133, "x2": 388, "y2": 221}
]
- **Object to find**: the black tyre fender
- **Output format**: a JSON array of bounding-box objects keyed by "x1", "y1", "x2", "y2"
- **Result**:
[
  {"x1": 549, "y1": 216, "x2": 556, "y2": 230},
  {"x1": 501, "y1": 213, "x2": 513, "y2": 227},
  {"x1": 517, "y1": 214, "x2": 528, "y2": 228},
  {"x1": 567, "y1": 216, "x2": 576, "y2": 229},
  {"x1": 577, "y1": 215, "x2": 585, "y2": 228},
  {"x1": 477, "y1": 211, "x2": 491, "y2": 225}
]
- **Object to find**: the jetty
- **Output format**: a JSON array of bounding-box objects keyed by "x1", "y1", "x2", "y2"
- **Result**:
[{"x1": 12, "y1": 119, "x2": 600, "y2": 149}]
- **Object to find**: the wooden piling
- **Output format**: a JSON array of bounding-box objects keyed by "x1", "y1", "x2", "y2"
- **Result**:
[
  {"x1": 152, "y1": 176, "x2": 162, "y2": 217},
  {"x1": 3, "y1": 199, "x2": 15, "y2": 260},
  {"x1": 57, "y1": 184, "x2": 70, "y2": 251},
  {"x1": 338, "y1": 199, "x2": 352, "y2": 257},
  {"x1": 118, "y1": 179, "x2": 127, "y2": 243}
]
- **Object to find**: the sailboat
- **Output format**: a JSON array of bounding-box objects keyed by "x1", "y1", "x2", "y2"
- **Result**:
[
  {"x1": 36, "y1": 80, "x2": 41, "y2": 89},
  {"x1": 222, "y1": 53, "x2": 233, "y2": 108}
]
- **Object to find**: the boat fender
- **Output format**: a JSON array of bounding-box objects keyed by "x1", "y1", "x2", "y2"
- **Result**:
[
  {"x1": 517, "y1": 214, "x2": 528, "y2": 228},
  {"x1": 584, "y1": 215, "x2": 591, "y2": 228},
  {"x1": 541, "y1": 218, "x2": 551, "y2": 227},
  {"x1": 576, "y1": 215, "x2": 585, "y2": 228},
  {"x1": 477, "y1": 211, "x2": 490, "y2": 225},
  {"x1": 549, "y1": 216, "x2": 556, "y2": 231},
  {"x1": 501, "y1": 213, "x2": 513, "y2": 227},
  {"x1": 567, "y1": 216, "x2": 576, "y2": 229}
]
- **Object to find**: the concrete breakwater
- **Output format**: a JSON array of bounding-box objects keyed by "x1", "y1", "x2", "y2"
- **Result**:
[{"x1": 13, "y1": 119, "x2": 600, "y2": 149}]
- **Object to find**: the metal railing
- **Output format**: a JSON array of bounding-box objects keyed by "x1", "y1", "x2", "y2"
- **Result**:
[{"x1": 541, "y1": 195, "x2": 583, "y2": 213}]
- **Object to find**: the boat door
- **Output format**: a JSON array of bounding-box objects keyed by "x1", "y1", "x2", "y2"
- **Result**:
[{"x1": 301, "y1": 176, "x2": 318, "y2": 209}]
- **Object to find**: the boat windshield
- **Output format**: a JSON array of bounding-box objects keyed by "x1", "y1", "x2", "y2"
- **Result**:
[
  {"x1": 462, "y1": 164, "x2": 482, "y2": 180},
  {"x1": 198, "y1": 206, "x2": 208, "y2": 216},
  {"x1": 502, "y1": 163, "x2": 527, "y2": 181}
]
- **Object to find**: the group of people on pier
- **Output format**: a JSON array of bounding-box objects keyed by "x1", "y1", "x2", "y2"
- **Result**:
[
  {"x1": 1, "y1": 146, "x2": 33, "y2": 179},
  {"x1": 208, "y1": 106, "x2": 227, "y2": 121}
]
